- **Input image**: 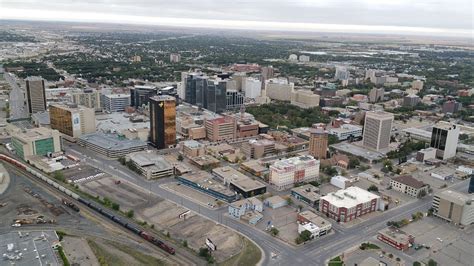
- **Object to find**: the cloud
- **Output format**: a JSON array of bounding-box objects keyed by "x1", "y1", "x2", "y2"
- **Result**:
[{"x1": 1, "y1": 0, "x2": 472, "y2": 37}]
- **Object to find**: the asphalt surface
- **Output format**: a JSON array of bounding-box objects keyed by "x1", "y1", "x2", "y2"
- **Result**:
[
  {"x1": 5, "y1": 73, "x2": 28, "y2": 120},
  {"x1": 66, "y1": 144, "x2": 470, "y2": 265}
]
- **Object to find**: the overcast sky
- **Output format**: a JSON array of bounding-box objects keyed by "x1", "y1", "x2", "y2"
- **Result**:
[{"x1": 1, "y1": 0, "x2": 472, "y2": 37}]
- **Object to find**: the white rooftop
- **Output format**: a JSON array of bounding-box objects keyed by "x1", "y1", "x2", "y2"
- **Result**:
[{"x1": 321, "y1": 186, "x2": 380, "y2": 209}]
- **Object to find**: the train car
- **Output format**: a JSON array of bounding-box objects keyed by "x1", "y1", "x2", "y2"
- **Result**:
[
  {"x1": 101, "y1": 211, "x2": 114, "y2": 219},
  {"x1": 140, "y1": 231, "x2": 154, "y2": 242},
  {"x1": 61, "y1": 198, "x2": 80, "y2": 212},
  {"x1": 159, "y1": 243, "x2": 176, "y2": 255},
  {"x1": 125, "y1": 224, "x2": 142, "y2": 235}
]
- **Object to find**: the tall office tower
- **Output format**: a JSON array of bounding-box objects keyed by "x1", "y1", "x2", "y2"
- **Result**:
[
  {"x1": 226, "y1": 90, "x2": 244, "y2": 110},
  {"x1": 362, "y1": 111, "x2": 394, "y2": 151},
  {"x1": 430, "y1": 123, "x2": 460, "y2": 160},
  {"x1": 130, "y1": 85, "x2": 157, "y2": 108},
  {"x1": 49, "y1": 103, "x2": 96, "y2": 139},
  {"x1": 169, "y1": 53, "x2": 181, "y2": 63},
  {"x1": 309, "y1": 128, "x2": 328, "y2": 159},
  {"x1": 261, "y1": 66, "x2": 274, "y2": 83},
  {"x1": 25, "y1": 76, "x2": 47, "y2": 114},
  {"x1": 469, "y1": 176, "x2": 474, "y2": 194},
  {"x1": 368, "y1": 87, "x2": 385, "y2": 103},
  {"x1": 72, "y1": 89, "x2": 102, "y2": 112},
  {"x1": 149, "y1": 96, "x2": 176, "y2": 149},
  {"x1": 334, "y1": 67, "x2": 350, "y2": 81},
  {"x1": 184, "y1": 73, "x2": 205, "y2": 105},
  {"x1": 206, "y1": 80, "x2": 227, "y2": 113}
]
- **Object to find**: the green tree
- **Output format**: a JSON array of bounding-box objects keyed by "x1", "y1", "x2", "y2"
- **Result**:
[
  {"x1": 177, "y1": 154, "x2": 184, "y2": 161},
  {"x1": 126, "y1": 210, "x2": 134, "y2": 218},
  {"x1": 367, "y1": 184, "x2": 379, "y2": 192},
  {"x1": 348, "y1": 157, "x2": 360, "y2": 169},
  {"x1": 270, "y1": 227, "x2": 279, "y2": 236},
  {"x1": 428, "y1": 259, "x2": 438, "y2": 266}
]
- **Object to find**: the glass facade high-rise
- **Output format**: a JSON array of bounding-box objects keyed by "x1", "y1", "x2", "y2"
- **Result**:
[
  {"x1": 469, "y1": 176, "x2": 474, "y2": 194},
  {"x1": 25, "y1": 76, "x2": 47, "y2": 114},
  {"x1": 184, "y1": 74, "x2": 227, "y2": 113},
  {"x1": 130, "y1": 86, "x2": 157, "y2": 108},
  {"x1": 430, "y1": 123, "x2": 460, "y2": 160},
  {"x1": 150, "y1": 96, "x2": 176, "y2": 149}
]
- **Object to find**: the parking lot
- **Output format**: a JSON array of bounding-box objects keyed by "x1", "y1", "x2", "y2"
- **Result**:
[
  {"x1": 402, "y1": 217, "x2": 474, "y2": 266},
  {"x1": 62, "y1": 164, "x2": 107, "y2": 184}
]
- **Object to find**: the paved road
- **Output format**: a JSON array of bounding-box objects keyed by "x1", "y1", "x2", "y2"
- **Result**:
[
  {"x1": 5, "y1": 73, "x2": 28, "y2": 119},
  {"x1": 66, "y1": 145, "x2": 470, "y2": 265}
]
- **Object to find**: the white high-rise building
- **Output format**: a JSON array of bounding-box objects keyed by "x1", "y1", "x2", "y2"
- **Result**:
[
  {"x1": 430, "y1": 123, "x2": 460, "y2": 160},
  {"x1": 243, "y1": 77, "x2": 262, "y2": 99},
  {"x1": 265, "y1": 78, "x2": 294, "y2": 101},
  {"x1": 412, "y1": 80, "x2": 424, "y2": 91},
  {"x1": 288, "y1": 54, "x2": 298, "y2": 61},
  {"x1": 299, "y1": 55, "x2": 310, "y2": 62},
  {"x1": 335, "y1": 67, "x2": 350, "y2": 81},
  {"x1": 103, "y1": 94, "x2": 131, "y2": 112},
  {"x1": 362, "y1": 111, "x2": 394, "y2": 151}
]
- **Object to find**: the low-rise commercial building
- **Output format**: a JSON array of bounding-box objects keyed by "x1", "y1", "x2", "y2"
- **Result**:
[
  {"x1": 328, "y1": 124, "x2": 363, "y2": 141},
  {"x1": 241, "y1": 139, "x2": 275, "y2": 159},
  {"x1": 320, "y1": 186, "x2": 381, "y2": 223},
  {"x1": 189, "y1": 155, "x2": 220, "y2": 169},
  {"x1": 263, "y1": 195, "x2": 287, "y2": 209},
  {"x1": 416, "y1": 147, "x2": 437, "y2": 162},
  {"x1": 228, "y1": 197, "x2": 263, "y2": 222},
  {"x1": 269, "y1": 155, "x2": 320, "y2": 190},
  {"x1": 331, "y1": 175, "x2": 350, "y2": 189},
  {"x1": 181, "y1": 140, "x2": 206, "y2": 158},
  {"x1": 432, "y1": 190, "x2": 474, "y2": 226},
  {"x1": 11, "y1": 127, "x2": 62, "y2": 160},
  {"x1": 390, "y1": 175, "x2": 428, "y2": 198},
  {"x1": 213, "y1": 166, "x2": 267, "y2": 198},
  {"x1": 297, "y1": 210, "x2": 332, "y2": 237},
  {"x1": 178, "y1": 171, "x2": 237, "y2": 202},
  {"x1": 377, "y1": 227, "x2": 415, "y2": 250},
  {"x1": 240, "y1": 160, "x2": 267, "y2": 178},
  {"x1": 205, "y1": 116, "x2": 236, "y2": 142},
  {"x1": 77, "y1": 132, "x2": 147, "y2": 158},
  {"x1": 126, "y1": 151, "x2": 174, "y2": 179},
  {"x1": 291, "y1": 184, "x2": 320, "y2": 209}
]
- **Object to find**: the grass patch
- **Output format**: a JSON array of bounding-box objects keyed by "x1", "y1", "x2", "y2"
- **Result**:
[
  {"x1": 87, "y1": 239, "x2": 165, "y2": 266},
  {"x1": 360, "y1": 242, "x2": 380, "y2": 250},
  {"x1": 219, "y1": 237, "x2": 261, "y2": 266},
  {"x1": 57, "y1": 246, "x2": 70, "y2": 266},
  {"x1": 328, "y1": 256, "x2": 343, "y2": 266}
]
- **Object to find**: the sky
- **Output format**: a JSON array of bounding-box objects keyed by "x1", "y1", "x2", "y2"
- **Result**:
[{"x1": 0, "y1": 0, "x2": 473, "y2": 37}]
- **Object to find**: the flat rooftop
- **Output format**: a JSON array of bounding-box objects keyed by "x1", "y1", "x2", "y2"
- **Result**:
[
  {"x1": 128, "y1": 151, "x2": 172, "y2": 170},
  {"x1": 190, "y1": 155, "x2": 219, "y2": 166},
  {"x1": 272, "y1": 155, "x2": 316, "y2": 170},
  {"x1": 0, "y1": 231, "x2": 59, "y2": 266},
  {"x1": 299, "y1": 210, "x2": 331, "y2": 228},
  {"x1": 241, "y1": 160, "x2": 268, "y2": 173},
  {"x1": 79, "y1": 132, "x2": 147, "y2": 151},
  {"x1": 378, "y1": 226, "x2": 412, "y2": 243},
  {"x1": 331, "y1": 142, "x2": 386, "y2": 161},
  {"x1": 437, "y1": 190, "x2": 473, "y2": 205},
  {"x1": 182, "y1": 139, "x2": 204, "y2": 149},
  {"x1": 213, "y1": 166, "x2": 266, "y2": 192},
  {"x1": 14, "y1": 127, "x2": 58, "y2": 141},
  {"x1": 291, "y1": 184, "x2": 320, "y2": 201},
  {"x1": 321, "y1": 186, "x2": 380, "y2": 209},
  {"x1": 96, "y1": 112, "x2": 149, "y2": 134},
  {"x1": 180, "y1": 171, "x2": 235, "y2": 197}
]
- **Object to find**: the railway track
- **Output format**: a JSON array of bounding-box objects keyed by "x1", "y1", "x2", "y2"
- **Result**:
[{"x1": 1, "y1": 159, "x2": 202, "y2": 266}]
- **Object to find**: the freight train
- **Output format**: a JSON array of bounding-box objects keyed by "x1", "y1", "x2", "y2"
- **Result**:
[{"x1": 0, "y1": 153, "x2": 175, "y2": 255}]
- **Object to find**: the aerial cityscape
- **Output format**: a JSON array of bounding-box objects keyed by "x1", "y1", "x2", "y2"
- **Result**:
[{"x1": 0, "y1": 1, "x2": 473, "y2": 266}]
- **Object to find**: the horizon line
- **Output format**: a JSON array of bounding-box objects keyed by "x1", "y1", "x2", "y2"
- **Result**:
[{"x1": 0, "y1": 8, "x2": 473, "y2": 39}]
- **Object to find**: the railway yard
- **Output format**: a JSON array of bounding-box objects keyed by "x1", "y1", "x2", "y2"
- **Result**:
[{"x1": 0, "y1": 159, "x2": 203, "y2": 266}]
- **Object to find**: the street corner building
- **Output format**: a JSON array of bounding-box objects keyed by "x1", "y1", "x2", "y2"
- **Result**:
[{"x1": 150, "y1": 96, "x2": 176, "y2": 149}]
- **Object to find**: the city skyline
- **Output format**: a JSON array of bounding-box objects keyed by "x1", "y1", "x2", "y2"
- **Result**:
[{"x1": 0, "y1": 0, "x2": 472, "y2": 37}]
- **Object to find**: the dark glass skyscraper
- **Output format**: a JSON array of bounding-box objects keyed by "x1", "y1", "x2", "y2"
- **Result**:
[
  {"x1": 469, "y1": 175, "x2": 474, "y2": 194},
  {"x1": 149, "y1": 96, "x2": 176, "y2": 149},
  {"x1": 184, "y1": 74, "x2": 227, "y2": 113},
  {"x1": 130, "y1": 86, "x2": 158, "y2": 108}
]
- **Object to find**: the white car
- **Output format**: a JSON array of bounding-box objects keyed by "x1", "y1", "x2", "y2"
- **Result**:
[{"x1": 11, "y1": 223, "x2": 21, "y2": 227}]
